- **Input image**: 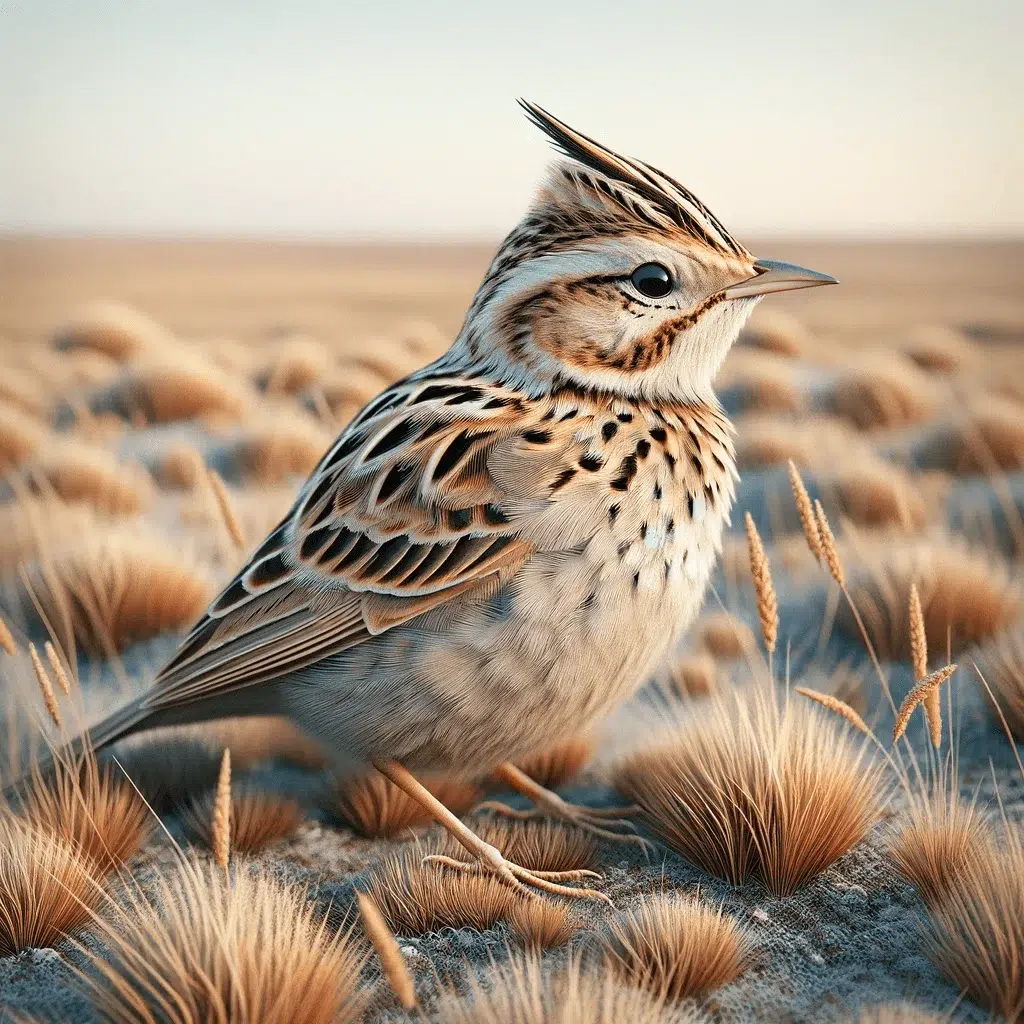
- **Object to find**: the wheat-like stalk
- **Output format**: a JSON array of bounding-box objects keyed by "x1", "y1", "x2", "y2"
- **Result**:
[
  {"x1": 356, "y1": 891, "x2": 417, "y2": 1010},
  {"x1": 212, "y1": 748, "x2": 232, "y2": 870},
  {"x1": 908, "y1": 583, "x2": 941, "y2": 747},
  {"x1": 813, "y1": 500, "x2": 846, "y2": 587},
  {"x1": 744, "y1": 513, "x2": 778, "y2": 660},
  {"x1": 894, "y1": 665, "x2": 957, "y2": 742},
  {"x1": 0, "y1": 614, "x2": 16, "y2": 655},
  {"x1": 29, "y1": 642, "x2": 63, "y2": 730},
  {"x1": 207, "y1": 470, "x2": 246, "y2": 550},
  {"x1": 44, "y1": 641, "x2": 73, "y2": 696},
  {"x1": 794, "y1": 687, "x2": 871, "y2": 737},
  {"x1": 787, "y1": 460, "x2": 823, "y2": 563}
]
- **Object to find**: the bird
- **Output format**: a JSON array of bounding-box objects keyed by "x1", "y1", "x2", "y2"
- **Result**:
[{"x1": 10, "y1": 102, "x2": 836, "y2": 900}]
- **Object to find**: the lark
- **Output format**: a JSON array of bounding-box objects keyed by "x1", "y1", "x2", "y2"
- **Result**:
[{"x1": 14, "y1": 103, "x2": 835, "y2": 899}]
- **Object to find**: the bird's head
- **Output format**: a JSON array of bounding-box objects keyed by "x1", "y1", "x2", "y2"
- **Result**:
[{"x1": 456, "y1": 102, "x2": 835, "y2": 402}]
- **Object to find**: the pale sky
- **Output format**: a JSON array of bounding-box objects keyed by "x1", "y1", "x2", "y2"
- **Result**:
[{"x1": 1, "y1": 0, "x2": 1020, "y2": 239}]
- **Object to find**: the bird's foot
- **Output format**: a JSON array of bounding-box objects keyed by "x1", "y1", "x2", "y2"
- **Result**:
[
  {"x1": 476, "y1": 788, "x2": 651, "y2": 851},
  {"x1": 423, "y1": 846, "x2": 611, "y2": 903}
]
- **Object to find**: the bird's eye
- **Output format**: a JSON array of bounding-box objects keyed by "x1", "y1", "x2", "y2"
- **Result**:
[{"x1": 630, "y1": 263, "x2": 673, "y2": 299}]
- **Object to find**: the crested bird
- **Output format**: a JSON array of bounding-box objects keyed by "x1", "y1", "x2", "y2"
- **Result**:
[{"x1": 9, "y1": 102, "x2": 835, "y2": 899}]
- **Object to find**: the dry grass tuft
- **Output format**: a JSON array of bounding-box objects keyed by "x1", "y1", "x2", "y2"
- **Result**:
[
  {"x1": 364, "y1": 848, "x2": 520, "y2": 935},
  {"x1": 356, "y1": 891, "x2": 417, "y2": 1010},
  {"x1": 656, "y1": 652, "x2": 719, "y2": 700},
  {"x1": 745, "y1": 513, "x2": 778, "y2": 659},
  {"x1": 837, "y1": 537, "x2": 1019, "y2": 660},
  {"x1": 237, "y1": 408, "x2": 334, "y2": 482},
  {"x1": 830, "y1": 360, "x2": 939, "y2": 431},
  {"x1": 694, "y1": 612, "x2": 756, "y2": 660},
  {"x1": 23, "y1": 527, "x2": 214, "y2": 656},
  {"x1": 28, "y1": 642, "x2": 63, "y2": 730},
  {"x1": 27, "y1": 440, "x2": 155, "y2": 515},
  {"x1": 156, "y1": 441, "x2": 206, "y2": 490},
  {"x1": 0, "y1": 402, "x2": 48, "y2": 472},
  {"x1": 111, "y1": 353, "x2": 251, "y2": 424},
  {"x1": 852, "y1": 1005, "x2": 949, "y2": 1023},
  {"x1": 437, "y1": 818, "x2": 598, "y2": 875},
  {"x1": 514, "y1": 735, "x2": 594, "y2": 790},
  {"x1": 53, "y1": 301, "x2": 174, "y2": 361},
  {"x1": 923, "y1": 822, "x2": 1024, "y2": 1022},
  {"x1": 974, "y1": 629, "x2": 1024, "y2": 735},
  {"x1": 508, "y1": 897, "x2": 581, "y2": 950},
  {"x1": 185, "y1": 782, "x2": 305, "y2": 856},
  {"x1": 718, "y1": 351, "x2": 804, "y2": 413},
  {"x1": 432, "y1": 950, "x2": 704, "y2": 1024},
  {"x1": 889, "y1": 781, "x2": 991, "y2": 909},
  {"x1": 600, "y1": 895, "x2": 750, "y2": 1001},
  {"x1": 20, "y1": 753, "x2": 152, "y2": 875},
  {"x1": 110, "y1": 733, "x2": 224, "y2": 813},
  {"x1": 738, "y1": 310, "x2": 812, "y2": 356},
  {"x1": 614, "y1": 690, "x2": 884, "y2": 894},
  {"x1": 0, "y1": 498, "x2": 102, "y2": 578},
  {"x1": 950, "y1": 398, "x2": 1024, "y2": 473},
  {"x1": 903, "y1": 324, "x2": 977, "y2": 375},
  {"x1": 814, "y1": 500, "x2": 846, "y2": 587},
  {"x1": 260, "y1": 335, "x2": 334, "y2": 395},
  {"x1": 79, "y1": 860, "x2": 366, "y2": 1024},
  {"x1": 829, "y1": 460, "x2": 929, "y2": 531},
  {"x1": 330, "y1": 772, "x2": 482, "y2": 839},
  {"x1": 0, "y1": 814, "x2": 100, "y2": 956}
]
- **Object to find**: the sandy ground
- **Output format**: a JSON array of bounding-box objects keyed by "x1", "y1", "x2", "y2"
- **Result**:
[{"x1": 0, "y1": 237, "x2": 1022, "y2": 1023}]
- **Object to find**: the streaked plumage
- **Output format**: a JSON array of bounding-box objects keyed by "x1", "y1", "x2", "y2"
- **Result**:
[{"x1": 13, "y1": 102, "x2": 835, "y2": 898}]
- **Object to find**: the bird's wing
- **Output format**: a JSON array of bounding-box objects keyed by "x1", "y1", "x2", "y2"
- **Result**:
[{"x1": 143, "y1": 373, "x2": 586, "y2": 714}]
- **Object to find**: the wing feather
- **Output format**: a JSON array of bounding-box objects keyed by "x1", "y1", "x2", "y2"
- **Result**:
[{"x1": 145, "y1": 373, "x2": 575, "y2": 712}]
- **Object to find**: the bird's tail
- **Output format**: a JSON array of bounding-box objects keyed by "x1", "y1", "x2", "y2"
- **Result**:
[{"x1": 2, "y1": 697, "x2": 151, "y2": 804}]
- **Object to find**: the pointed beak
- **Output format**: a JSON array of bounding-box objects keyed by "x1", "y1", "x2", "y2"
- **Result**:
[{"x1": 723, "y1": 259, "x2": 838, "y2": 300}]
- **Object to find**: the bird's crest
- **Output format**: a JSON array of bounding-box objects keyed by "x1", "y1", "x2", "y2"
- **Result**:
[{"x1": 520, "y1": 100, "x2": 749, "y2": 260}]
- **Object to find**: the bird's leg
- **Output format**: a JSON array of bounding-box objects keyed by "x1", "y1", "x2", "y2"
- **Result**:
[
  {"x1": 371, "y1": 759, "x2": 610, "y2": 903},
  {"x1": 476, "y1": 762, "x2": 650, "y2": 850}
]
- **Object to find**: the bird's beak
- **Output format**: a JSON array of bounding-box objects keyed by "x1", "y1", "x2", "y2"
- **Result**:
[{"x1": 723, "y1": 259, "x2": 838, "y2": 300}]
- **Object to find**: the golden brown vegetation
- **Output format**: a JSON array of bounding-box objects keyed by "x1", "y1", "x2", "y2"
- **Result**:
[
  {"x1": 356, "y1": 890, "x2": 417, "y2": 1011},
  {"x1": 903, "y1": 324, "x2": 977, "y2": 375},
  {"x1": 212, "y1": 748, "x2": 232, "y2": 869},
  {"x1": 893, "y1": 665, "x2": 957, "y2": 742},
  {"x1": 432, "y1": 950, "x2": 707, "y2": 1024},
  {"x1": 236, "y1": 408, "x2": 333, "y2": 482},
  {"x1": 185, "y1": 782, "x2": 305, "y2": 856},
  {"x1": 508, "y1": 897, "x2": 581, "y2": 951},
  {"x1": 331, "y1": 771, "x2": 483, "y2": 839},
  {"x1": 974, "y1": 629, "x2": 1024, "y2": 734},
  {"x1": 656, "y1": 652, "x2": 719, "y2": 700},
  {"x1": 744, "y1": 513, "x2": 778, "y2": 660},
  {"x1": 829, "y1": 460, "x2": 928, "y2": 531},
  {"x1": 922, "y1": 822, "x2": 1024, "y2": 1023},
  {"x1": 156, "y1": 441, "x2": 206, "y2": 490},
  {"x1": 22, "y1": 527, "x2": 213, "y2": 656},
  {"x1": 0, "y1": 402, "x2": 47, "y2": 472},
  {"x1": 889, "y1": 782, "x2": 991, "y2": 909},
  {"x1": 514, "y1": 735, "x2": 594, "y2": 790},
  {"x1": 54, "y1": 301, "x2": 174, "y2": 361},
  {"x1": 830, "y1": 360, "x2": 939, "y2": 431},
  {"x1": 837, "y1": 537, "x2": 1020, "y2": 660},
  {"x1": 950, "y1": 399, "x2": 1024, "y2": 473},
  {"x1": 206, "y1": 468, "x2": 247, "y2": 549},
  {"x1": 614, "y1": 691, "x2": 884, "y2": 894},
  {"x1": 28, "y1": 641, "x2": 63, "y2": 730},
  {"x1": 719, "y1": 351, "x2": 804, "y2": 413},
  {"x1": 365, "y1": 848, "x2": 520, "y2": 935},
  {"x1": 794, "y1": 687, "x2": 871, "y2": 737},
  {"x1": 0, "y1": 615, "x2": 16, "y2": 656},
  {"x1": 20, "y1": 753, "x2": 152, "y2": 875},
  {"x1": 27, "y1": 440, "x2": 155, "y2": 515},
  {"x1": 79, "y1": 861, "x2": 366, "y2": 1024},
  {"x1": 0, "y1": 497, "x2": 102, "y2": 577},
  {"x1": 738, "y1": 310, "x2": 811, "y2": 356},
  {"x1": 693, "y1": 611, "x2": 755, "y2": 661},
  {"x1": 111, "y1": 353, "x2": 252, "y2": 423},
  {"x1": 438, "y1": 819, "x2": 598, "y2": 875},
  {"x1": 0, "y1": 814, "x2": 100, "y2": 957},
  {"x1": 260, "y1": 335, "x2": 334, "y2": 395},
  {"x1": 600, "y1": 895, "x2": 750, "y2": 1001}
]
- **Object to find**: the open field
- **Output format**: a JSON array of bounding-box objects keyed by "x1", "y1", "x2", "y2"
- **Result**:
[{"x1": 1, "y1": 236, "x2": 1023, "y2": 1022}]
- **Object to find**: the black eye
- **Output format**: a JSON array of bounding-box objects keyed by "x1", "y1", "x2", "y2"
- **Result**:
[{"x1": 630, "y1": 263, "x2": 673, "y2": 299}]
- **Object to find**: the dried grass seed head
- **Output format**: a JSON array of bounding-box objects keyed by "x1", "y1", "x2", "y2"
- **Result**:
[
  {"x1": 508, "y1": 897, "x2": 581, "y2": 950},
  {"x1": 184, "y1": 782, "x2": 305, "y2": 855},
  {"x1": 744, "y1": 512, "x2": 778, "y2": 656},
  {"x1": 356, "y1": 891, "x2": 417, "y2": 1011}
]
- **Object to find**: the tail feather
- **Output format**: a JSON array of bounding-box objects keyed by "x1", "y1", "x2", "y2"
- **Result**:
[{"x1": 3, "y1": 698, "x2": 151, "y2": 804}]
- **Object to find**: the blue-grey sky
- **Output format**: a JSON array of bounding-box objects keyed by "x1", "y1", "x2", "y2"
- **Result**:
[{"x1": 1, "y1": 0, "x2": 1020, "y2": 239}]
